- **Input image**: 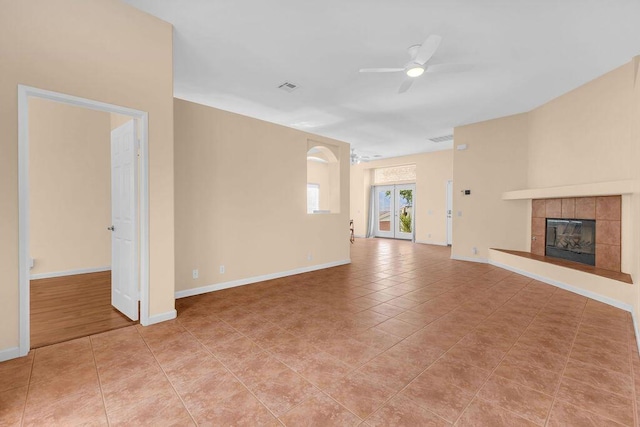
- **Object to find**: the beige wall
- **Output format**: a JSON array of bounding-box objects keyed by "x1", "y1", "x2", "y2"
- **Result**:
[
  {"x1": 350, "y1": 150, "x2": 453, "y2": 244},
  {"x1": 0, "y1": 0, "x2": 174, "y2": 352},
  {"x1": 174, "y1": 99, "x2": 351, "y2": 292},
  {"x1": 29, "y1": 99, "x2": 111, "y2": 275},
  {"x1": 528, "y1": 63, "x2": 635, "y2": 188},
  {"x1": 452, "y1": 113, "x2": 531, "y2": 260},
  {"x1": 307, "y1": 160, "x2": 330, "y2": 211}
]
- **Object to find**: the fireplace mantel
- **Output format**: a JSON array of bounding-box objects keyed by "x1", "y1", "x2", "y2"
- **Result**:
[{"x1": 502, "y1": 180, "x2": 637, "y2": 201}]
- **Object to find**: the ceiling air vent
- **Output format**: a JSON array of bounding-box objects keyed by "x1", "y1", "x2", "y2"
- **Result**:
[
  {"x1": 429, "y1": 134, "x2": 454, "y2": 143},
  {"x1": 278, "y1": 81, "x2": 299, "y2": 92}
]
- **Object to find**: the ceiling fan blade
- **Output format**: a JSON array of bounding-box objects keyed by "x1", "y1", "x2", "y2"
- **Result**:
[
  {"x1": 415, "y1": 35, "x2": 442, "y2": 65},
  {"x1": 359, "y1": 68, "x2": 404, "y2": 73},
  {"x1": 398, "y1": 79, "x2": 414, "y2": 94},
  {"x1": 426, "y1": 63, "x2": 474, "y2": 74}
]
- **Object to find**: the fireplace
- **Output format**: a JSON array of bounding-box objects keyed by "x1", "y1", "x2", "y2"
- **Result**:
[
  {"x1": 531, "y1": 196, "x2": 622, "y2": 272},
  {"x1": 545, "y1": 218, "x2": 595, "y2": 266}
]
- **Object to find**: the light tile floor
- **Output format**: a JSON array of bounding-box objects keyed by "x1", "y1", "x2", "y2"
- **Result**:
[{"x1": 1, "y1": 238, "x2": 639, "y2": 426}]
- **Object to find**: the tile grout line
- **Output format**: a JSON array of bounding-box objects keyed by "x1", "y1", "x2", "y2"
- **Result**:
[
  {"x1": 175, "y1": 317, "x2": 286, "y2": 426},
  {"x1": 628, "y1": 315, "x2": 638, "y2": 427},
  {"x1": 542, "y1": 292, "x2": 588, "y2": 426},
  {"x1": 361, "y1": 273, "x2": 536, "y2": 424},
  {"x1": 88, "y1": 336, "x2": 111, "y2": 427},
  {"x1": 544, "y1": 306, "x2": 636, "y2": 427},
  {"x1": 135, "y1": 325, "x2": 200, "y2": 426},
  {"x1": 447, "y1": 279, "x2": 555, "y2": 425},
  {"x1": 18, "y1": 351, "x2": 36, "y2": 427},
  {"x1": 216, "y1": 311, "x2": 367, "y2": 423}
]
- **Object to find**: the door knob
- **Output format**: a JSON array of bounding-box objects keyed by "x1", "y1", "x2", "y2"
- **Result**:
[{"x1": 107, "y1": 225, "x2": 115, "y2": 231}]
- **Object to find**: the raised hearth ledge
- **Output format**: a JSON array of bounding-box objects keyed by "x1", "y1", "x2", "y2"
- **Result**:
[
  {"x1": 492, "y1": 249, "x2": 631, "y2": 284},
  {"x1": 502, "y1": 180, "x2": 637, "y2": 200},
  {"x1": 489, "y1": 249, "x2": 634, "y2": 313}
]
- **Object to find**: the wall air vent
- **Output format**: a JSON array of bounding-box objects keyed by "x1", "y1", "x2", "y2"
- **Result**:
[
  {"x1": 429, "y1": 134, "x2": 454, "y2": 143},
  {"x1": 278, "y1": 81, "x2": 299, "y2": 92}
]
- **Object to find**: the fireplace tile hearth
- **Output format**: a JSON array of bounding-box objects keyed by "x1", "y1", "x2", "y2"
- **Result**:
[
  {"x1": 561, "y1": 198, "x2": 575, "y2": 219},
  {"x1": 596, "y1": 196, "x2": 621, "y2": 221},
  {"x1": 532, "y1": 199, "x2": 546, "y2": 218},
  {"x1": 532, "y1": 196, "x2": 622, "y2": 272},
  {"x1": 545, "y1": 199, "x2": 562, "y2": 218},
  {"x1": 596, "y1": 220, "x2": 621, "y2": 246},
  {"x1": 575, "y1": 198, "x2": 596, "y2": 220},
  {"x1": 596, "y1": 244, "x2": 621, "y2": 272}
]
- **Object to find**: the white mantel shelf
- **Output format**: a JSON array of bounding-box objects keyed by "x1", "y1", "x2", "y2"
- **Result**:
[{"x1": 502, "y1": 180, "x2": 638, "y2": 201}]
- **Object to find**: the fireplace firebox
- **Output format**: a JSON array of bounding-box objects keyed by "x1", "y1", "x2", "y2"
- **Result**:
[{"x1": 545, "y1": 218, "x2": 596, "y2": 266}]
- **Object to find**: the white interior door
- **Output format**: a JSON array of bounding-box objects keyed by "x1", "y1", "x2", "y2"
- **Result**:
[
  {"x1": 395, "y1": 184, "x2": 415, "y2": 240},
  {"x1": 446, "y1": 180, "x2": 453, "y2": 245},
  {"x1": 110, "y1": 120, "x2": 138, "y2": 321}
]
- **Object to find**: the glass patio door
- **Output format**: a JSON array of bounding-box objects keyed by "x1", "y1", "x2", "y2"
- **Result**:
[
  {"x1": 395, "y1": 184, "x2": 414, "y2": 240},
  {"x1": 374, "y1": 184, "x2": 415, "y2": 240}
]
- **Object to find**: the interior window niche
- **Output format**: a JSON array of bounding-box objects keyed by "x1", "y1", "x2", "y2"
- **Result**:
[
  {"x1": 374, "y1": 164, "x2": 416, "y2": 184},
  {"x1": 306, "y1": 141, "x2": 340, "y2": 214}
]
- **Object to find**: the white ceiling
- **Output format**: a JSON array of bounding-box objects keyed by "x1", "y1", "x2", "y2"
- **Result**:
[{"x1": 125, "y1": 0, "x2": 640, "y2": 159}]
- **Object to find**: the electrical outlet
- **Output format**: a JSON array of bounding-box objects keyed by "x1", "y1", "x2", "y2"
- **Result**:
[
  {"x1": 192, "y1": 269, "x2": 199, "y2": 279},
  {"x1": 472, "y1": 247, "x2": 478, "y2": 255},
  {"x1": 307, "y1": 253, "x2": 313, "y2": 261},
  {"x1": 427, "y1": 233, "x2": 431, "y2": 238},
  {"x1": 219, "y1": 265, "x2": 225, "y2": 274}
]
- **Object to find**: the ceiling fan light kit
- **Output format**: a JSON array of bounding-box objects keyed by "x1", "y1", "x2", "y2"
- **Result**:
[
  {"x1": 406, "y1": 65, "x2": 425, "y2": 77},
  {"x1": 359, "y1": 34, "x2": 442, "y2": 93}
]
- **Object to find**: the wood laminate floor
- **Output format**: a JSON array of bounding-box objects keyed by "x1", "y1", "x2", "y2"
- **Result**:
[{"x1": 30, "y1": 271, "x2": 137, "y2": 349}]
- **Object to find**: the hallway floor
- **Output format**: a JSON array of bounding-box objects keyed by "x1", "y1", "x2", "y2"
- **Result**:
[
  {"x1": 1, "y1": 239, "x2": 638, "y2": 425},
  {"x1": 30, "y1": 271, "x2": 137, "y2": 348}
]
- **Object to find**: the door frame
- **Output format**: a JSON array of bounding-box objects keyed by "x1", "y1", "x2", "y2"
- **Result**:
[
  {"x1": 374, "y1": 185, "x2": 395, "y2": 238},
  {"x1": 373, "y1": 184, "x2": 416, "y2": 241},
  {"x1": 17, "y1": 85, "x2": 150, "y2": 356},
  {"x1": 446, "y1": 180, "x2": 453, "y2": 245}
]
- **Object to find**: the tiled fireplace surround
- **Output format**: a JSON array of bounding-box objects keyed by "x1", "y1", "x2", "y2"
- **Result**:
[{"x1": 531, "y1": 196, "x2": 622, "y2": 272}]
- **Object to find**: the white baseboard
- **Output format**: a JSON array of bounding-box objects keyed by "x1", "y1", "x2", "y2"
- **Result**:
[
  {"x1": 176, "y1": 259, "x2": 351, "y2": 299},
  {"x1": 142, "y1": 309, "x2": 177, "y2": 326},
  {"x1": 0, "y1": 346, "x2": 21, "y2": 362},
  {"x1": 354, "y1": 234, "x2": 367, "y2": 238},
  {"x1": 450, "y1": 254, "x2": 489, "y2": 263},
  {"x1": 415, "y1": 240, "x2": 449, "y2": 246},
  {"x1": 488, "y1": 259, "x2": 633, "y2": 313},
  {"x1": 30, "y1": 266, "x2": 111, "y2": 280}
]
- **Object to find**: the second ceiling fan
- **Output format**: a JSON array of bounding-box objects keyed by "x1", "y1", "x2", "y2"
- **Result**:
[{"x1": 360, "y1": 34, "x2": 442, "y2": 93}]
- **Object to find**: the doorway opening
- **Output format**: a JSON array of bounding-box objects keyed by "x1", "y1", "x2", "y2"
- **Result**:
[
  {"x1": 373, "y1": 184, "x2": 415, "y2": 240},
  {"x1": 446, "y1": 180, "x2": 453, "y2": 246},
  {"x1": 18, "y1": 86, "x2": 150, "y2": 355}
]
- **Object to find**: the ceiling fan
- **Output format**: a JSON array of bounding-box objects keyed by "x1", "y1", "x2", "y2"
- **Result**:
[
  {"x1": 350, "y1": 148, "x2": 370, "y2": 165},
  {"x1": 359, "y1": 34, "x2": 442, "y2": 93}
]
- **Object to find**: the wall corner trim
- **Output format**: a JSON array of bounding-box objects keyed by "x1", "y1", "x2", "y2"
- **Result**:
[
  {"x1": 175, "y1": 259, "x2": 352, "y2": 299},
  {"x1": 0, "y1": 347, "x2": 22, "y2": 363},
  {"x1": 450, "y1": 254, "x2": 489, "y2": 264},
  {"x1": 142, "y1": 309, "x2": 177, "y2": 326}
]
